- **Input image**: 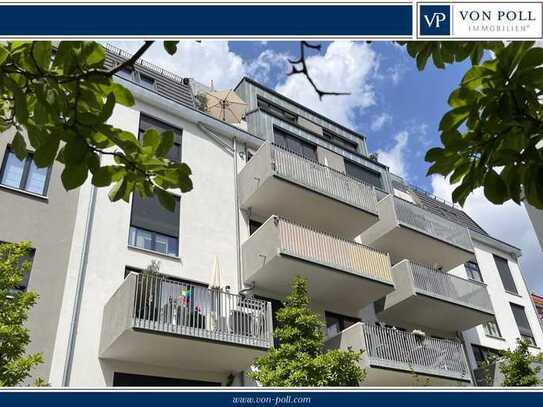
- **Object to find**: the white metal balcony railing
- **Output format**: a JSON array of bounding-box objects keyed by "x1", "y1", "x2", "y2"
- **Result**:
[
  {"x1": 393, "y1": 197, "x2": 472, "y2": 251},
  {"x1": 120, "y1": 273, "x2": 273, "y2": 349},
  {"x1": 362, "y1": 324, "x2": 470, "y2": 381},
  {"x1": 410, "y1": 262, "x2": 493, "y2": 313},
  {"x1": 276, "y1": 217, "x2": 393, "y2": 284},
  {"x1": 268, "y1": 143, "x2": 378, "y2": 214}
]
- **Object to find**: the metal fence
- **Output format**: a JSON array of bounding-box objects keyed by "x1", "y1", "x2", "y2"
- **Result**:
[
  {"x1": 270, "y1": 144, "x2": 378, "y2": 215},
  {"x1": 129, "y1": 273, "x2": 273, "y2": 349},
  {"x1": 362, "y1": 324, "x2": 470, "y2": 381},
  {"x1": 410, "y1": 262, "x2": 493, "y2": 313},
  {"x1": 393, "y1": 197, "x2": 473, "y2": 251},
  {"x1": 276, "y1": 217, "x2": 393, "y2": 284}
]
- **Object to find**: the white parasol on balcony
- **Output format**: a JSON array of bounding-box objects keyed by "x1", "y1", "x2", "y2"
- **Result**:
[
  {"x1": 205, "y1": 89, "x2": 247, "y2": 123},
  {"x1": 208, "y1": 256, "x2": 223, "y2": 331}
]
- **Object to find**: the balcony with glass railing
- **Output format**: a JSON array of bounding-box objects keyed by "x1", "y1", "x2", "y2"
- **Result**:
[
  {"x1": 242, "y1": 216, "x2": 394, "y2": 315},
  {"x1": 238, "y1": 142, "x2": 379, "y2": 239},
  {"x1": 359, "y1": 194, "x2": 474, "y2": 271},
  {"x1": 326, "y1": 323, "x2": 471, "y2": 386},
  {"x1": 376, "y1": 260, "x2": 494, "y2": 332},
  {"x1": 100, "y1": 273, "x2": 273, "y2": 372}
]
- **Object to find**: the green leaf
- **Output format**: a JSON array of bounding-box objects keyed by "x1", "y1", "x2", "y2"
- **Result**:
[
  {"x1": 155, "y1": 188, "x2": 177, "y2": 211},
  {"x1": 439, "y1": 106, "x2": 470, "y2": 131},
  {"x1": 64, "y1": 137, "x2": 89, "y2": 165},
  {"x1": 108, "y1": 179, "x2": 128, "y2": 202},
  {"x1": 11, "y1": 132, "x2": 28, "y2": 161},
  {"x1": 61, "y1": 162, "x2": 88, "y2": 190},
  {"x1": 33, "y1": 136, "x2": 60, "y2": 168},
  {"x1": 155, "y1": 131, "x2": 175, "y2": 158},
  {"x1": 164, "y1": 41, "x2": 179, "y2": 55},
  {"x1": 452, "y1": 180, "x2": 474, "y2": 206},
  {"x1": 32, "y1": 41, "x2": 52, "y2": 71},
  {"x1": 0, "y1": 45, "x2": 9, "y2": 65},
  {"x1": 517, "y1": 46, "x2": 543, "y2": 72},
  {"x1": 425, "y1": 147, "x2": 445, "y2": 163},
  {"x1": 100, "y1": 93, "x2": 116, "y2": 122},
  {"x1": 111, "y1": 83, "x2": 134, "y2": 106},
  {"x1": 142, "y1": 129, "x2": 161, "y2": 153},
  {"x1": 483, "y1": 170, "x2": 508, "y2": 204},
  {"x1": 91, "y1": 165, "x2": 118, "y2": 187}
]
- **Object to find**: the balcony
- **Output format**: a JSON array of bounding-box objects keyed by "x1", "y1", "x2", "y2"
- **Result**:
[
  {"x1": 326, "y1": 323, "x2": 471, "y2": 386},
  {"x1": 100, "y1": 273, "x2": 273, "y2": 372},
  {"x1": 360, "y1": 195, "x2": 474, "y2": 271},
  {"x1": 242, "y1": 216, "x2": 394, "y2": 315},
  {"x1": 238, "y1": 143, "x2": 378, "y2": 239},
  {"x1": 376, "y1": 260, "x2": 494, "y2": 332}
]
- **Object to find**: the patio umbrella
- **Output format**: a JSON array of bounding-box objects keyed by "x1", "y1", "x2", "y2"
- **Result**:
[
  {"x1": 208, "y1": 256, "x2": 223, "y2": 330},
  {"x1": 205, "y1": 90, "x2": 247, "y2": 123}
]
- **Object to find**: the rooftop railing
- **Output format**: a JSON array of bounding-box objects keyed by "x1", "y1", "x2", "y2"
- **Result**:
[
  {"x1": 410, "y1": 262, "x2": 493, "y2": 313},
  {"x1": 362, "y1": 324, "x2": 471, "y2": 381},
  {"x1": 116, "y1": 273, "x2": 273, "y2": 349},
  {"x1": 393, "y1": 196, "x2": 473, "y2": 251}
]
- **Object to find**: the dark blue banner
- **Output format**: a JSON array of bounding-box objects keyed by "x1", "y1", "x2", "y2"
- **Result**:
[
  {"x1": 0, "y1": 5, "x2": 412, "y2": 36},
  {"x1": 1, "y1": 391, "x2": 543, "y2": 406}
]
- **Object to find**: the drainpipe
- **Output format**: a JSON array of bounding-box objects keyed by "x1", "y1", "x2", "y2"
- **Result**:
[
  {"x1": 62, "y1": 183, "x2": 98, "y2": 386},
  {"x1": 197, "y1": 122, "x2": 245, "y2": 293}
]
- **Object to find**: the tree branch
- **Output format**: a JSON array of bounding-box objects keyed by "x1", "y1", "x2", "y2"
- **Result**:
[
  {"x1": 107, "y1": 41, "x2": 154, "y2": 77},
  {"x1": 288, "y1": 41, "x2": 350, "y2": 100}
]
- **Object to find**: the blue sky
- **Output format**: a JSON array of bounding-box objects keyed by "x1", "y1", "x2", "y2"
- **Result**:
[{"x1": 114, "y1": 40, "x2": 542, "y2": 293}]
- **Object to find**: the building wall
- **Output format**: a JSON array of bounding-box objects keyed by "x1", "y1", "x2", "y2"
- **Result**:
[
  {"x1": 460, "y1": 240, "x2": 543, "y2": 375},
  {"x1": 49, "y1": 98, "x2": 245, "y2": 386},
  {"x1": 0, "y1": 131, "x2": 80, "y2": 383}
]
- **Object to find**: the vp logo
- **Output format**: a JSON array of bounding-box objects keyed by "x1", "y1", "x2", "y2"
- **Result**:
[{"x1": 420, "y1": 5, "x2": 451, "y2": 35}]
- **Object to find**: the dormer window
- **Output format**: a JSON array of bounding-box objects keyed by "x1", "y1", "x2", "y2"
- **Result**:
[{"x1": 138, "y1": 73, "x2": 156, "y2": 90}]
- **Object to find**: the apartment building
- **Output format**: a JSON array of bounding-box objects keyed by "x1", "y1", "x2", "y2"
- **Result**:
[
  {"x1": 533, "y1": 294, "x2": 543, "y2": 327},
  {"x1": 1, "y1": 45, "x2": 542, "y2": 387}
]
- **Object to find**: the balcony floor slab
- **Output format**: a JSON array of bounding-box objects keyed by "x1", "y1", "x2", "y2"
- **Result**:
[
  {"x1": 246, "y1": 253, "x2": 394, "y2": 316},
  {"x1": 242, "y1": 176, "x2": 378, "y2": 240}
]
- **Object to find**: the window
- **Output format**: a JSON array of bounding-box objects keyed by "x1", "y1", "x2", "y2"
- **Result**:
[
  {"x1": 483, "y1": 318, "x2": 502, "y2": 338},
  {"x1": 274, "y1": 128, "x2": 317, "y2": 162},
  {"x1": 138, "y1": 73, "x2": 156, "y2": 90},
  {"x1": 472, "y1": 344, "x2": 500, "y2": 367},
  {"x1": 510, "y1": 303, "x2": 536, "y2": 346},
  {"x1": 325, "y1": 311, "x2": 360, "y2": 337},
  {"x1": 139, "y1": 115, "x2": 182, "y2": 162},
  {"x1": 323, "y1": 128, "x2": 358, "y2": 153},
  {"x1": 257, "y1": 97, "x2": 297, "y2": 124},
  {"x1": 0, "y1": 148, "x2": 51, "y2": 196},
  {"x1": 129, "y1": 193, "x2": 180, "y2": 256},
  {"x1": 465, "y1": 260, "x2": 484, "y2": 283},
  {"x1": 494, "y1": 255, "x2": 518, "y2": 294},
  {"x1": 344, "y1": 160, "x2": 383, "y2": 189}
]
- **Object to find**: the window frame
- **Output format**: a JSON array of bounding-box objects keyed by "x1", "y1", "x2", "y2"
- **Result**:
[
  {"x1": 471, "y1": 344, "x2": 500, "y2": 367},
  {"x1": 257, "y1": 96, "x2": 298, "y2": 124},
  {"x1": 273, "y1": 126, "x2": 318, "y2": 162},
  {"x1": 510, "y1": 303, "x2": 537, "y2": 346},
  {"x1": 322, "y1": 128, "x2": 358, "y2": 153},
  {"x1": 0, "y1": 146, "x2": 52, "y2": 197},
  {"x1": 465, "y1": 260, "x2": 484, "y2": 283},
  {"x1": 344, "y1": 159, "x2": 383, "y2": 189},
  {"x1": 325, "y1": 311, "x2": 360, "y2": 338},
  {"x1": 483, "y1": 318, "x2": 502, "y2": 338},
  {"x1": 138, "y1": 114, "x2": 183, "y2": 162},
  {"x1": 493, "y1": 255, "x2": 518, "y2": 294},
  {"x1": 128, "y1": 225, "x2": 179, "y2": 257}
]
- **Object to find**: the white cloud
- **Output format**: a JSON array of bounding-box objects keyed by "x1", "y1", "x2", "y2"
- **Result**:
[
  {"x1": 370, "y1": 112, "x2": 392, "y2": 131},
  {"x1": 246, "y1": 49, "x2": 290, "y2": 86},
  {"x1": 376, "y1": 130, "x2": 409, "y2": 179},
  {"x1": 431, "y1": 176, "x2": 543, "y2": 293},
  {"x1": 108, "y1": 40, "x2": 245, "y2": 89},
  {"x1": 274, "y1": 41, "x2": 377, "y2": 128}
]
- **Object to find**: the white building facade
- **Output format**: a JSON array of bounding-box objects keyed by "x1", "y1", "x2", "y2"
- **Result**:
[{"x1": 1, "y1": 47, "x2": 542, "y2": 387}]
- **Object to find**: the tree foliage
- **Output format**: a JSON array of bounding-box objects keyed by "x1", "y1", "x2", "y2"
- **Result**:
[
  {"x1": 400, "y1": 41, "x2": 543, "y2": 209},
  {"x1": 0, "y1": 241, "x2": 42, "y2": 386},
  {"x1": 499, "y1": 339, "x2": 541, "y2": 386},
  {"x1": 250, "y1": 277, "x2": 365, "y2": 386},
  {"x1": 0, "y1": 40, "x2": 189, "y2": 211}
]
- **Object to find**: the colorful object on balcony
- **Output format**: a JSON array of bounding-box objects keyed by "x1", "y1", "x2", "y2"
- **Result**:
[{"x1": 179, "y1": 288, "x2": 191, "y2": 304}]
